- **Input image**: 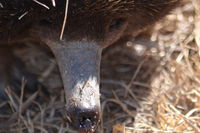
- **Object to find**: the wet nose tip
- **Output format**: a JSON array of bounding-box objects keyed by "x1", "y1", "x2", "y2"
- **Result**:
[
  {"x1": 78, "y1": 111, "x2": 99, "y2": 130},
  {"x1": 67, "y1": 108, "x2": 100, "y2": 132}
]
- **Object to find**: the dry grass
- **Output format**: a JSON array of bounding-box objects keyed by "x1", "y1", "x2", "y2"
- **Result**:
[{"x1": 0, "y1": 0, "x2": 200, "y2": 133}]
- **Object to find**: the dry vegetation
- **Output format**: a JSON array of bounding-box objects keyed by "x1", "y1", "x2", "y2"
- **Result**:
[{"x1": 0, "y1": 0, "x2": 200, "y2": 132}]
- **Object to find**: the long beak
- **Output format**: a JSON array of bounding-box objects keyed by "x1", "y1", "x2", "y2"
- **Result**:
[{"x1": 47, "y1": 41, "x2": 102, "y2": 132}]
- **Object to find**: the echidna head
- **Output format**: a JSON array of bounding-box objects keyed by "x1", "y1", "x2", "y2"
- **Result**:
[{"x1": 1, "y1": 0, "x2": 178, "y2": 132}]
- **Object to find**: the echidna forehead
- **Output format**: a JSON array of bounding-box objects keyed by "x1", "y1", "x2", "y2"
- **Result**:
[
  {"x1": 70, "y1": 0, "x2": 179, "y2": 16},
  {"x1": 70, "y1": 0, "x2": 135, "y2": 16},
  {"x1": 0, "y1": 0, "x2": 180, "y2": 41},
  {"x1": 0, "y1": 0, "x2": 179, "y2": 19}
]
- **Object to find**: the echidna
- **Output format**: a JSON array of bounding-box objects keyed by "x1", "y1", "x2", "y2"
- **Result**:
[{"x1": 0, "y1": 0, "x2": 180, "y2": 132}]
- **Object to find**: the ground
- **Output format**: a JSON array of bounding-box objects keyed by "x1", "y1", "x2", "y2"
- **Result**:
[{"x1": 0, "y1": 0, "x2": 200, "y2": 132}]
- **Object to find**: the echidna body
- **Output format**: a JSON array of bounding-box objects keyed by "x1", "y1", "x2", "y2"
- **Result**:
[{"x1": 0, "y1": 0, "x2": 180, "y2": 132}]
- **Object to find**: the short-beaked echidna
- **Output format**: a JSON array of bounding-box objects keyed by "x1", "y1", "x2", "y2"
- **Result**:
[{"x1": 0, "y1": 0, "x2": 180, "y2": 132}]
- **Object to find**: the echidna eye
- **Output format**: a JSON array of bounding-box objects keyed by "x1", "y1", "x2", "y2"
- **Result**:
[
  {"x1": 39, "y1": 18, "x2": 53, "y2": 26},
  {"x1": 109, "y1": 18, "x2": 125, "y2": 32}
]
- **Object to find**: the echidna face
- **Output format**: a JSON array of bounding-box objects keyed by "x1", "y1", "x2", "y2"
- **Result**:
[
  {"x1": 34, "y1": 11, "x2": 129, "y2": 48},
  {"x1": 32, "y1": 10, "x2": 129, "y2": 133}
]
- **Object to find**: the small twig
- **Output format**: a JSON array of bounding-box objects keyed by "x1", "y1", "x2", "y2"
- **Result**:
[
  {"x1": 106, "y1": 98, "x2": 136, "y2": 118},
  {"x1": 0, "y1": 91, "x2": 39, "y2": 129},
  {"x1": 128, "y1": 57, "x2": 148, "y2": 88},
  {"x1": 5, "y1": 87, "x2": 19, "y2": 111},
  {"x1": 39, "y1": 60, "x2": 56, "y2": 82},
  {"x1": 18, "y1": 78, "x2": 26, "y2": 133}
]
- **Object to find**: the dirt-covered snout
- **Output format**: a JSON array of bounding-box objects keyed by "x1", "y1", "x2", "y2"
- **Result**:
[{"x1": 47, "y1": 41, "x2": 102, "y2": 132}]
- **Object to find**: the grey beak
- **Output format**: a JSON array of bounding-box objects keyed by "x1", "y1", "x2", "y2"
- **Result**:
[{"x1": 47, "y1": 41, "x2": 102, "y2": 132}]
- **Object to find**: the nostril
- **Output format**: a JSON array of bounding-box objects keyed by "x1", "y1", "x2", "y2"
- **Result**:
[
  {"x1": 78, "y1": 111, "x2": 98, "y2": 129},
  {"x1": 79, "y1": 116, "x2": 92, "y2": 128},
  {"x1": 67, "y1": 108, "x2": 100, "y2": 132}
]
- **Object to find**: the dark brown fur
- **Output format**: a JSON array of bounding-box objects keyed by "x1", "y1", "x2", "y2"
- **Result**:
[
  {"x1": 0, "y1": 0, "x2": 180, "y2": 44},
  {"x1": 0, "y1": 0, "x2": 180, "y2": 132}
]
